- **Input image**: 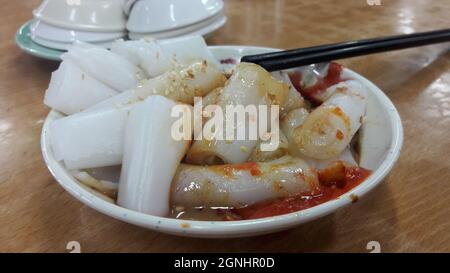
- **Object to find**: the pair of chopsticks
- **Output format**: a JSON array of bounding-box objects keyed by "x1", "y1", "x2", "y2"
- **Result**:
[{"x1": 241, "y1": 28, "x2": 450, "y2": 71}]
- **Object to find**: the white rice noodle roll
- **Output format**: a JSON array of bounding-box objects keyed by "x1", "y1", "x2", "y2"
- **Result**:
[
  {"x1": 171, "y1": 156, "x2": 320, "y2": 208},
  {"x1": 62, "y1": 42, "x2": 141, "y2": 91},
  {"x1": 111, "y1": 36, "x2": 219, "y2": 78},
  {"x1": 248, "y1": 130, "x2": 289, "y2": 162},
  {"x1": 117, "y1": 96, "x2": 193, "y2": 216},
  {"x1": 292, "y1": 80, "x2": 367, "y2": 159},
  {"x1": 50, "y1": 105, "x2": 131, "y2": 170},
  {"x1": 159, "y1": 35, "x2": 220, "y2": 68},
  {"x1": 111, "y1": 39, "x2": 171, "y2": 78},
  {"x1": 44, "y1": 59, "x2": 119, "y2": 115},
  {"x1": 185, "y1": 63, "x2": 289, "y2": 165},
  {"x1": 271, "y1": 70, "x2": 306, "y2": 115},
  {"x1": 88, "y1": 61, "x2": 226, "y2": 111}
]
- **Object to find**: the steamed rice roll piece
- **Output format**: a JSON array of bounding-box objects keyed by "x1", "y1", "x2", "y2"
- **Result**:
[
  {"x1": 88, "y1": 60, "x2": 226, "y2": 111},
  {"x1": 111, "y1": 39, "x2": 171, "y2": 78},
  {"x1": 281, "y1": 108, "x2": 359, "y2": 167},
  {"x1": 292, "y1": 80, "x2": 367, "y2": 159},
  {"x1": 62, "y1": 42, "x2": 141, "y2": 91},
  {"x1": 44, "y1": 59, "x2": 119, "y2": 115},
  {"x1": 118, "y1": 96, "x2": 193, "y2": 216},
  {"x1": 50, "y1": 106, "x2": 130, "y2": 169},
  {"x1": 171, "y1": 156, "x2": 320, "y2": 208},
  {"x1": 185, "y1": 63, "x2": 289, "y2": 165},
  {"x1": 111, "y1": 36, "x2": 219, "y2": 78}
]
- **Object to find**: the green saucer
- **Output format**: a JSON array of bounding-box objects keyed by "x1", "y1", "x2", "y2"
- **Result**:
[{"x1": 15, "y1": 20, "x2": 64, "y2": 61}]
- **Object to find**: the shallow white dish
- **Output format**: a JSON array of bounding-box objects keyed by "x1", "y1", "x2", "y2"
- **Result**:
[
  {"x1": 33, "y1": 0, "x2": 127, "y2": 32},
  {"x1": 127, "y1": 0, "x2": 224, "y2": 33},
  {"x1": 128, "y1": 14, "x2": 227, "y2": 40},
  {"x1": 41, "y1": 45, "x2": 403, "y2": 238},
  {"x1": 30, "y1": 20, "x2": 126, "y2": 43}
]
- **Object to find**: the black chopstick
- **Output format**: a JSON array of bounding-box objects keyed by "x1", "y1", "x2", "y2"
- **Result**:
[
  {"x1": 241, "y1": 29, "x2": 450, "y2": 71},
  {"x1": 241, "y1": 29, "x2": 450, "y2": 63}
]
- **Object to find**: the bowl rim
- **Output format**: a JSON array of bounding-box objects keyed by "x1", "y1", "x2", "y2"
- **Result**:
[{"x1": 41, "y1": 45, "x2": 403, "y2": 237}]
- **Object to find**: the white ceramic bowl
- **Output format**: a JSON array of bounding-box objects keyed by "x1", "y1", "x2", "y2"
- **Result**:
[
  {"x1": 33, "y1": 0, "x2": 127, "y2": 32},
  {"x1": 128, "y1": 12, "x2": 227, "y2": 40},
  {"x1": 127, "y1": 0, "x2": 224, "y2": 33},
  {"x1": 30, "y1": 20, "x2": 126, "y2": 43},
  {"x1": 41, "y1": 45, "x2": 403, "y2": 238}
]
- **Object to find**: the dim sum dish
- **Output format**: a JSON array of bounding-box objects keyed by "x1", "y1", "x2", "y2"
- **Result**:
[{"x1": 41, "y1": 36, "x2": 403, "y2": 238}]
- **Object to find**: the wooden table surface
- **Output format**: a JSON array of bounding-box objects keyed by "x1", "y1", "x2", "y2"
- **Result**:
[{"x1": 1, "y1": 0, "x2": 449, "y2": 253}]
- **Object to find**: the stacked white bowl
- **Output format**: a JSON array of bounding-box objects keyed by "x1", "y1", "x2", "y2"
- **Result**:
[
  {"x1": 29, "y1": 0, "x2": 226, "y2": 51},
  {"x1": 127, "y1": 0, "x2": 226, "y2": 40},
  {"x1": 30, "y1": 0, "x2": 128, "y2": 50}
]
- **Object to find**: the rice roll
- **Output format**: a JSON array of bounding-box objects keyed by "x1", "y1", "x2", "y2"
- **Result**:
[
  {"x1": 44, "y1": 59, "x2": 119, "y2": 115},
  {"x1": 88, "y1": 60, "x2": 226, "y2": 111},
  {"x1": 111, "y1": 38, "x2": 171, "y2": 78},
  {"x1": 171, "y1": 156, "x2": 320, "y2": 208},
  {"x1": 111, "y1": 36, "x2": 220, "y2": 78},
  {"x1": 117, "y1": 96, "x2": 193, "y2": 216},
  {"x1": 62, "y1": 42, "x2": 141, "y2": 91},
  {"x1": 50, "y1": 106, "x2": 131, "y2": 169},
  {"x1": 185, "y1": 63, "x2": 289, "y2": 164},
  {"x1": 292, "y1": 80, "x2": 367, "y2": 159}
]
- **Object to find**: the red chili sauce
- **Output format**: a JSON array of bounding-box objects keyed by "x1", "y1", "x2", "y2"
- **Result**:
[
  {"x1": 232, "y1": 164, "x2": 371, "y2": 220},
  {"x1": 289, "y1": 62, "x2": 345, "y2": 106}
]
